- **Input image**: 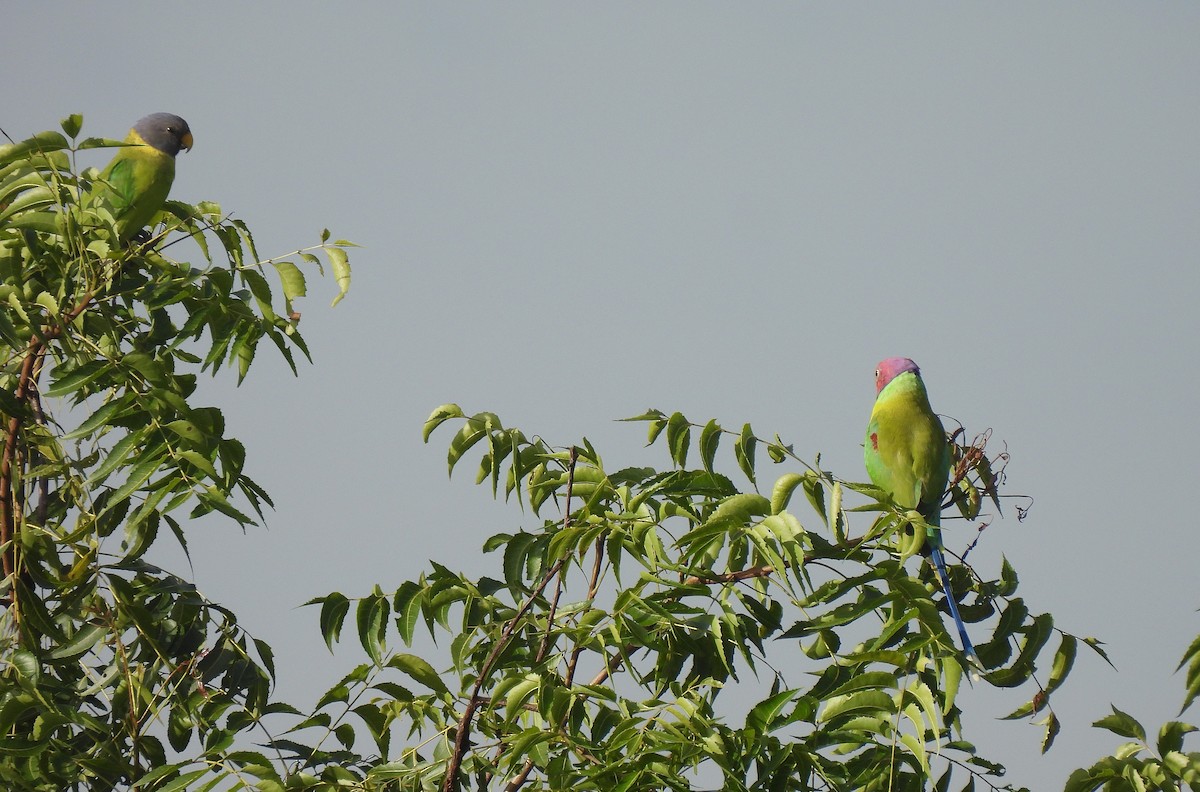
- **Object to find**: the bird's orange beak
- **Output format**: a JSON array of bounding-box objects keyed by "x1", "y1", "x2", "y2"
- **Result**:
[{"x1": 181, "y1": 131, "x2": 194, "y2": 152}]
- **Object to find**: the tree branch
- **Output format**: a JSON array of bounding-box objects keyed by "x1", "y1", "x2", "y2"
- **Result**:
[
  {"x1": 443, "y1": 447, "x2": 579, "y2": 792},
  {"x1": 1, "y1": 291, "x2": 94, "y2": 616}
]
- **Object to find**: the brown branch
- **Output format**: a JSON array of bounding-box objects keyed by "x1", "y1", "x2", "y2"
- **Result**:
[
  {"x1": 442, "y1": 448, "x2": 579, "y2": 792},
  {"x1": 535, "y1": 566, "x2": 566, "y2": 665},
  {"x1": 684, "y1": 564, "x2": 775, "y2": 586},
  {"x1": 680, "y1": 534, "x2": 869, "y2": 588},
  {"x1": 564, "y1": 531, "x2": 607, "y2": 687},
  {"x1": 509, "y1": 450, "x2": 611, "y2": 792},
  {"x1": 1, "y1": 290, "x2": 94, "y2": 614},
  {"x1": 1, "y1": 347, "x2": 43, "y2": 602},
  {"x1": 27, "y1": 378, "x2": 50, "y2": 528}
]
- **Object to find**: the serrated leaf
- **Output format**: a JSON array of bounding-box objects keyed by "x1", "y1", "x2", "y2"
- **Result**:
[
  {"x1": 356, "y1": 590, "x2": 390, "y2": 666},
  {"x1": 1042, "y1": 712, "x2": 1061, "y2": 753},
  {"x1": 666, "y1": 412, "x2": 689, "y2": 468},
  {"x1": 422, "y1": 403, "x2": 465, "y2": 442},
  {"x1": 698, "y1": 419, "x2": 721, "y2": 474},
  {"x1": 393, "y1": 582, "x2": 422, "y2": 646},
  {"x1": 817, "y1": 690, "x2": 895, "y2": 723},
  {"x1": 325, "y1": 245, "x2": 351, "y2": 306},
  {"x1": 60, "y1": 114, "x2": 83, "y2": 138},
  {"x1": 1094, "y1": 706, "x2": 1146, "y2": 741},
  {"x1": 388, "y1": 653, "x2": 449, "y2": 695},
  {"x1": 735, "y1": 423, "x2": 757, "y2": 485},
  {"x1": 47, "y1": 623, "x2": 108, "y2": 660},
  {"x1": 65, "y1": 395, "x2": 135, "y2": 440},
  {"x1": 45, "y1": 360, "x2": 109, "y2": 397},
  {"x1": 318, "y1": 593, "x2": 349, "y2": 652},
  {"x1": 273, "y1": 260, "x2": 307, "y2": 301},
  {"x1": 770, "y1": 473, "x2": 804, "y2": 515},
  {"x1": 1045, "y1": 634, "x2": 1076, "y2": 696}
]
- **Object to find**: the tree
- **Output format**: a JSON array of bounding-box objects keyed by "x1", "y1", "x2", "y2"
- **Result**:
[
  {"x1": 304, "y1": 406, "x2": 1078, "y2": 791},
  {"x1": 2, "y1": 115, "x2": 1197, "y2": 792},
  {"x1": 0, "y1": 115, "x2": 351, "y2": 790}
]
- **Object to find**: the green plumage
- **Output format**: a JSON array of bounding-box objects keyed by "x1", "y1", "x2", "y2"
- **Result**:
[
  {"x1": 864, "y1": 358, "x2": 980, "y2": 670},
  {"x1": 864, "y1": 371, "x2": 950, "y2": 535},
  {"x1": 92, "y1": 113, "x2": 192, "y2": 241}
]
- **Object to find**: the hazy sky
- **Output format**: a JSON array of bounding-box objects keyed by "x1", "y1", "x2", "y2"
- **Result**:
[{"x1": 8, "y1": 4, "x2": 1200, "y2": 788}]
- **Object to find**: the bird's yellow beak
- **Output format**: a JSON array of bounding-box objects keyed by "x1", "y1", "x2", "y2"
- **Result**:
[{"x1": 181, "y1": 132, "x2": 194, "y2": 152}]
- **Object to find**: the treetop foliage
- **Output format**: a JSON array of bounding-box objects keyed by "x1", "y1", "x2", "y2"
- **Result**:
[{"x1": 1, "y1": 114, "x2": 1197, "y2": 792}]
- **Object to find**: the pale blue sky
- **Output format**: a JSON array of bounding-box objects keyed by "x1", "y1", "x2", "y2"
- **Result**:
[{"x1": 7, "y1": 4, "x2": 1200, "y2": 788}]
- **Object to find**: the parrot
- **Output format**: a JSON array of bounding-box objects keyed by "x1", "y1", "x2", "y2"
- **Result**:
[
  {"x1": 864, "y1": 357, "x2": 981, "y2": 671},
  {"x1": 91, "y1": 112, "x2": 193, "y2": 241}
]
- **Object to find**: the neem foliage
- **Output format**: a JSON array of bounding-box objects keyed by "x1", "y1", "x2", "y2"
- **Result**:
[
  {"x1": 8, "y1": 114, "x2": 1188, "y2": 792},
  {"x1": 0, "y1": 115, "x2": 350, "y2": 791},
  {"x1": 306, "y1": 405, "x2": 1081, "y2": 792}
]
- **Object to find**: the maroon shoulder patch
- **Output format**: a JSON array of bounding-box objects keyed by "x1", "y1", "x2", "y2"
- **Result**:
[{"x1": 870, "y1": 432, "x2": 879, "y2": 451}]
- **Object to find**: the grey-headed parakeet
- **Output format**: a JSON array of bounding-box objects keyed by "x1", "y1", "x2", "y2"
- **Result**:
[
  {"x1": 93, "y1": 113, "x2": 192, "y2": 240},
  {"x1": 864, "y1": 357, "x2": 981, "y2": 671}
]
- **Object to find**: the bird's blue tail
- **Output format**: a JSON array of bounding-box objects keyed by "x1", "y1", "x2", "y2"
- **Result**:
[{"x1": 929, "y1": 544, "x2": 982, "y2": 678}]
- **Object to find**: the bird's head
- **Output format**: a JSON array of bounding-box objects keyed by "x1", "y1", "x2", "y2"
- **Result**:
[
  {"x1": 874, "y1": 357, "x2": 920, "y2": 393},
  {"x1": 131, "y1": 113, "x2": 193, "y2": 157}
]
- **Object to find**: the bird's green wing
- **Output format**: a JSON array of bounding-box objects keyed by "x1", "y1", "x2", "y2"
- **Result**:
[
  {"x1": 102, "y1": 145, "x2": 175, "y2": 239},
  {"x1": 864, "y1": 375, "x2": 950, "y2": 527}
]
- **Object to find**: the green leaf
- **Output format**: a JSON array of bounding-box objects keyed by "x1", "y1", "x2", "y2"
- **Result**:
[
  {"x1": 817, "y1": 690, "x2": 895, "y2": 723},
  {"x1": 273, "y1": 260, "x2": 307, "y2": 301},
  {"x1": 356, "y1": 589, "x2": 390, "y2": 665},
  {"x1": 1045, "y1": 634, "x2": 1077, "y2": 697},
  {"x1": 177, "y1": 450, "x2": 218, "y2": 479},
  {"x1": 770, "y1": 472, "x2": 805, "y2": 515},
  {"x1": 60, "y1": 114, "x2": 83, "y2": 138},
  {"x1": 1178, "y1": 632, "x2": 1200, "y2": 713},
  {"x1": 393, "y1": 581, "x2": 422, "y2": 646},
  {"x1": 106, "y1": 443, "x2": 167, "y2": 505},
  {"x1": 1094, "y1": 706, "x2": 1147, "y2": 741},
  {"x1": 0, "y1": 130, "x2": 69, "y2": 166},
  {"x1": 1157, "y1": 720, "x2": 1197, "y2": 757},
  {"x1": 698, "y1": 419, "x2": 721, "y2": 474},
  {"x1": 746, "y1": 689, "x2": 799, "y2": 733},
  {"x1": 733, "y1": 423, "x2": 757, "y2": 485},
  {"x1": 153, "y1": 769, "x2": 213, "y2": 792},
  {"x1": 829, "y1": 481, "x2": 845, "y2": 542},
  {"x1": 666, "y1": 412, "x2": 689, "y2": 468},
  {"x1": 64, "y1": 394, "x2": 136, "y2": 440},
  {"x1": 445, "y1": 411, "x2": 499, "y2": 475},
  {"x1": 45, "y1": 360, "x2": 110, "y2": 397},
  {"x1": 47, "y1": 623, "x2": 108, "y2": 660},
  {"x1": 388, "y1": 653, "x2": 449, "y2": 695},
  {"x1": 10, "y1": 650, "x2": 40, "y2": 683},
  {"x1": 998, "y1": 554, "x2": 1019, "y2": 595},
  {"x1": 1038, "y1": 712, "x2": 1061, "y2": 754},
  {"x1": 325, "y1": 244, "x2": 351, "y2": 306},
  {"x1": 164, "y1": 419, "x2": 206, "y2": 445},
  {"x1": 0, "y1": 736, "x2": 49, "y2": 756},
  {"x1": 317, "y1": 592, "x2": 349, "y2": 652},
  {"x1": 503, "y1": 532, "x2": 538, "y2": 593}
]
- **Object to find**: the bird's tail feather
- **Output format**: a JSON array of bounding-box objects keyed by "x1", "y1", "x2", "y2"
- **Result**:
[{"x1": 929, "y1": 544, "x2": 983, "y2": 680}]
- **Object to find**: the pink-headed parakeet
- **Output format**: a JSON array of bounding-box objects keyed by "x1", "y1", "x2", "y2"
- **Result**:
[{"x1": 864, "y1": 357, "x2": 980, "y2": 670}]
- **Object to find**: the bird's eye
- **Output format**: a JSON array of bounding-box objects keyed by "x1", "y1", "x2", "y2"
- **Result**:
[{"x1": 874, "y1": 369, "x2": 880, "y2": 378}]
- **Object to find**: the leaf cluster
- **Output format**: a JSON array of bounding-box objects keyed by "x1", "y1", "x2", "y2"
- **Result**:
[
  {"x1": 0, "y1": 116, "x2": 353, "y2": 790},
  {"x1": 299, "y1": 406, "x2": 1087, "y2": 791}
]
